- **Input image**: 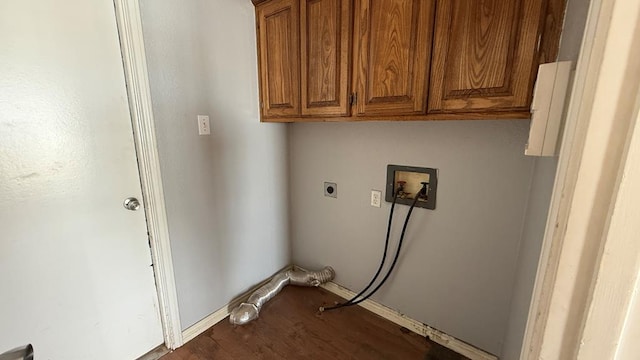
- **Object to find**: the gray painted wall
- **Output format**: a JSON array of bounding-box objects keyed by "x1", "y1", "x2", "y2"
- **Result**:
[
  {"x1": 500, "y1": 158, "x2": 557, "y2": 359},
  {"x1": 500, "y1": 0, "x2": 591, "y2": 357},
  {"x1": 289, "y1": 121, "x2": 535, "y2": 354},
  {"x1": 139, "y1": 0, "x2": 289, "y2": 330}
]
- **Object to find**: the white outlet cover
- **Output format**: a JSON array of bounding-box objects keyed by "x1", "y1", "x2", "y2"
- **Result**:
[{"x1": 371, "y1": 190, "x2": 382, "y2": 207}]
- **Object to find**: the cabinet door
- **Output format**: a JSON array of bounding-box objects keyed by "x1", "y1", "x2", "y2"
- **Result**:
[
  {"x1": 301, "y1": 0, "x2": 352, "y2": 116},
  {"x1": 353, "y1": 0, "x2": 435, "y2": 116},
  {"x1": 256, "y1": 0, "x2": 300, "y2": 118},
  {"x1": 429, "y1": 0, "x2": 546, "y2": 113}
]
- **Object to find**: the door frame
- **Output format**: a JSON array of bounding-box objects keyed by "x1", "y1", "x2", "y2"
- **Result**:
[
  {"x1": 113, "y1": 0, "x2": 183, "y2": 349},
  {"x1": 521, "y1": 0, "x2": 640, "y2": 358}
]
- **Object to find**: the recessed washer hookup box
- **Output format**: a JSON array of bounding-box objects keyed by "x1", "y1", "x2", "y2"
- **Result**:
[{"x1": 385, "y1": 164, "x2": 438, "y2": 210}]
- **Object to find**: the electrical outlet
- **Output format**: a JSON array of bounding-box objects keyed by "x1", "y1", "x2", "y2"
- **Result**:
[
  {"x1": 324, "y1": 182, "x2": 337, "y2": 198},
  {"x1": 371, "y1": 190, "x2": 382, "y2": 207},
  {"x1": 197, "y1": 115, "x2": 210, "y2": 135}
]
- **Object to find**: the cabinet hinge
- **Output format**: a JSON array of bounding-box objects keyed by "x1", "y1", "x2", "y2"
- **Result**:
[{"x1": 349, "y1": 93, "x2": 357, "y2": 105}]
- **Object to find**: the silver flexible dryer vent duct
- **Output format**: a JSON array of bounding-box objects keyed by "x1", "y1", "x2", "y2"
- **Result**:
[{"x1": 229, "y1": 266, "x2": 335, "y2": 325}]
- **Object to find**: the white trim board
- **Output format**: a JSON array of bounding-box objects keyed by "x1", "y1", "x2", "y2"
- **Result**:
[
  {"x1": 522, "y1": 0, "x2": 640, "y2": 358},
  {"x1": 113, "y1": 0, "x2": 183, "y2": 350},
  {"x1": 521, "y1": 0, "x2": 606, "y2": 357},
  {"x1": 293, "y1": 265, "x2": 494, "y2": 359},
  {"x1": 181, "y1": 267, "x2": 493, "y2": 360},
  {"x1": 182, "y1": 266, "x2": 292, "y2": 343},
  {"x1": 320, "y1": 282, "x2": 497, "y2": 360},
  {"x1": 572, "y1": 2, "x2": 640, "y2": 358},
  {"x1": 181, "y1": 301, "x2": 235, "y2": 344}
]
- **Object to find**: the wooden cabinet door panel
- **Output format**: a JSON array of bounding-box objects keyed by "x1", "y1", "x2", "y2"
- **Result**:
[
  {"x1": 257, "y1": 0, "x2": 300, "y2": 118},
  {"x1": 429, "y1": 0, "x2": 546, "y2": 113},
  {"x1": 301, "y1": 0, "x2": 352, "y2": 116},
  {"x1": 353, "y1": 0, "x2": 435, "y2": 116}
]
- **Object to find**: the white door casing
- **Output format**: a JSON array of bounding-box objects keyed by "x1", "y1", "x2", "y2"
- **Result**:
[
  {"x1": 0, "y1": 0, "x2": 164, "y2": 358},
  {"x1": 522, "y1": 0, "x2": 640, "y2": 358},
  {"x1": 113, "y1": 0, "x2": 183, "y2": 349}
]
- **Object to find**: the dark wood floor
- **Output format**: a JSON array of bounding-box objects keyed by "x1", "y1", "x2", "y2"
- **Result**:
[{"x1": 161, "y1": 286, "x2": 469, "y2": 360}]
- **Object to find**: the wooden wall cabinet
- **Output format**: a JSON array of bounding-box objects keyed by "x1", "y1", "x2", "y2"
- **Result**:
[
  {"x1": 428, "y1": 0, "x2": 547, "y2": 113},
  {"x1": 352, "y1": 0, "x2": 434, "y2": 116},
  {"x1": 256, "y1": 0, "x2": 300, "y2": 118},
  {"x1": 253, "y1": 0, "x2": 563, "y2": 122},
  {"x1": 256, "y1": 0, "x2": 351, "y2": 119},
  {"x1": 301, "y1": 0, "x2": 352, "y2": 116}
]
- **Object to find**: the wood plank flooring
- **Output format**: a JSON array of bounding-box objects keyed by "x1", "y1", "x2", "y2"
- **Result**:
[{"x1": 161, "y1": 286, "x2": 469, "y2": 360}]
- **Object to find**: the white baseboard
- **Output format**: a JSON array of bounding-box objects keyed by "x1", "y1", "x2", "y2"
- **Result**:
[
  {"x1": 181, "y1": 266, "x2": 292, "y2": 343},
  {"x1": 137, "y1": 345, "x2": 170, "y2": 360},
  {"x1": 181, "y1": 266, "x2": 497, "y2": 360},
  {"x1": 320, "y1": 281, "x2": 498, "y2": 360},
  {"x1": 181, "y1": 300, "x2": 234, "y2": 344}
]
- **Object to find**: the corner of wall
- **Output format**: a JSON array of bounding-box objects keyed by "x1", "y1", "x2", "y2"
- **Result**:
[{"x1": 140, "y1": 0, "x2": 290, "y2": 330}]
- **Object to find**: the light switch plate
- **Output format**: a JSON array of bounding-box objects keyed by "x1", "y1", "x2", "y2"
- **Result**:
[{"x1": 197, "y1": 115, "x2": 210, "y2": 135}]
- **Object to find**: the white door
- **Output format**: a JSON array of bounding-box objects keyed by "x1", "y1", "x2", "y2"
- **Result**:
[{"x1": 0, "y1": 0, "x2": 164, "y2": 359}]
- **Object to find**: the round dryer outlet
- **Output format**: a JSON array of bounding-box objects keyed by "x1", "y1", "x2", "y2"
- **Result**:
[{"x1": 324, "y1": 182, "x2": 337, "y2": 198}]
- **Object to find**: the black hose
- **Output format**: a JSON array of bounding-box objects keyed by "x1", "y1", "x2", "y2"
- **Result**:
[
  {"x1": 320, "y1": 184, "x2": 426, "y2": 312},
  {"x1": 348, "y1": 185, "x2": 424, "y2": 307},
  {"x1": 320, "y1": 191, "x2": 400, "y2": 312}
]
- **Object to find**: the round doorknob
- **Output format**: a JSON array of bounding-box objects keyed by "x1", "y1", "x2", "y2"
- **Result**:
[{"x1": 123, "y1": 197, "x2": 141, "y2": 211}]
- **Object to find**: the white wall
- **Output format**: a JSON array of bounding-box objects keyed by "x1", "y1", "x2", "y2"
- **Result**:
[
  {"x1": 289, "y1": 120, "x2": 535, "y2": 355},
  {"x1": 139, "y1": 0, "x2": 289, "y2": 330}
]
